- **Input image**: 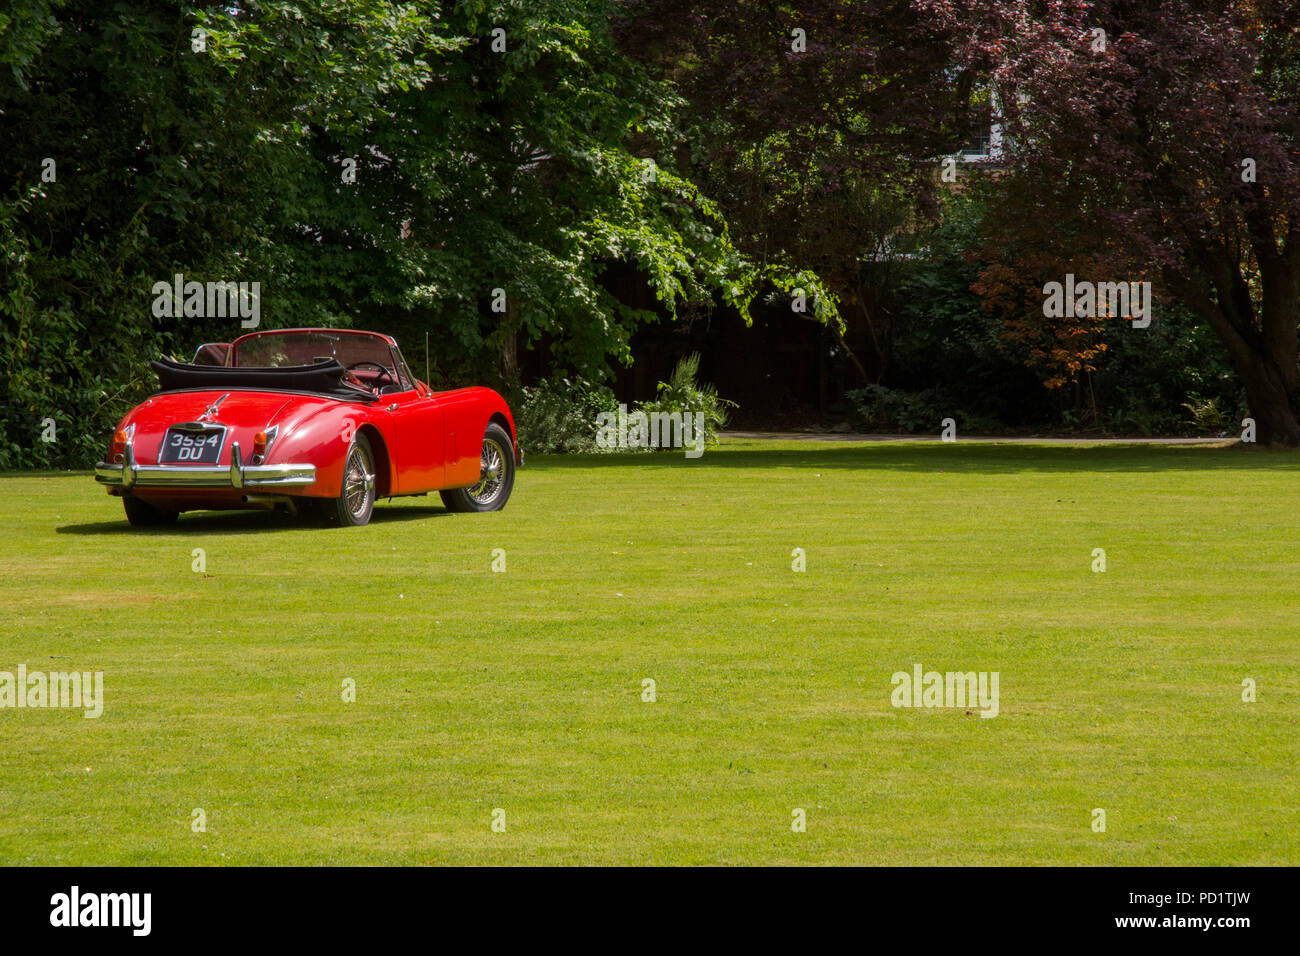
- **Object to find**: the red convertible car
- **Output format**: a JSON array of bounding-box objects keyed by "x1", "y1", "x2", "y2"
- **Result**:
[{"x1": 95, "y1": 328, "x2": 519, "y2": 526}]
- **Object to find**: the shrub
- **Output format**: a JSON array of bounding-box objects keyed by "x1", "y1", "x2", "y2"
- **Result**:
[
  {"x1": 513, "y1": 377, "x2": 619, "y2": 454},
  {"x1": 1182, "y1": 396, "x2": 1232, "y2": 435},
  {"x1": 638, "y1": 352, "x2": 735, "y2": 449},
  {"x1": 845, "y1": 385, "x2": 946, "y2": 433}
]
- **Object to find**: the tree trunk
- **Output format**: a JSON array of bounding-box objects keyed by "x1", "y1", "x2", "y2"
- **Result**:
[
  {"x1": 1236, "y1": 354, "x2": 1300, "y2": 445},
  {"x1": 499, "y1": 297, "x2": 519, "y2": 386},
  {"x1": 1169, "y1": 254, "x2": 1300, "y2": 445},
  {"x1": 840, "y1": 286, "x2": 882, "y2": 384}
]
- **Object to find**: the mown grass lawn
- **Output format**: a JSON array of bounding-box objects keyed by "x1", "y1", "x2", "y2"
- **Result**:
[{"x1": 1, "y1": 439, "x2": 1297, "y2": 865}]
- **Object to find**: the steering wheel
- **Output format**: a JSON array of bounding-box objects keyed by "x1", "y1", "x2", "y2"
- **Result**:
[{"x1": 346, "y1": 361, "x2": 395, "y2": 388}]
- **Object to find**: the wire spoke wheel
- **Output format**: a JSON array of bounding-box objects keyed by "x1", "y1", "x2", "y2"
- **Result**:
[
  {"x1": 333, "y1": 434, "x2": 376, "y2": 525},
  {"x1": 466, "y1": 437, "x2": 506, "y2": 506},
  {"x1": 344, "y1": 448, "x2": 374, "y2": 517},
  {"x1": 440, "y1": 423, "x2": 515, "y2": 513}
]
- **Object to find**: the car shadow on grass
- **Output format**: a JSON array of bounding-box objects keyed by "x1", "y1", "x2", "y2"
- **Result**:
[{"x1": 56, "y1": 501, "x2": 454, "y2": 536}]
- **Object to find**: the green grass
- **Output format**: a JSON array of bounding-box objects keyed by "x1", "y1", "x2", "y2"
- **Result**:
[{"x1": 1, "y1": 439, "x2": 1297, "y2": 865}]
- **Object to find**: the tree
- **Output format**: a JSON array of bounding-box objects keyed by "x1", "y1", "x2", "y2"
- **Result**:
[
  {"x1": 936, "y1": 0, "x2": 1300, "y2": 443},
  {"x1": 196, "y1": 0, "x2": 762, "y2": 380},
  {"x1": 615, "y1": 0, "x2": 975, "y2": 381},
  {"x1": 0, "y1": 0, "x2": 440, "y2": 466},
  {"x1": 0, "y1": 0, "x2": 761, "y2": 466}
]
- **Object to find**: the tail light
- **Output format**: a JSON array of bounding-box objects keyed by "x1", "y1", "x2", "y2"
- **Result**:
[
  {"x1": 252, "y1": 426, "x2": 277, "y2": 465},
  {"x1": 109, "y1": 424, "x2": 134, "y2": 463}
]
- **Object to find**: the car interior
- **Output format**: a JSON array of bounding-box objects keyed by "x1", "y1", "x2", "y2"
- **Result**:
[{"x1": 329, "y1": 359, "x2": 407, "y2": 395}]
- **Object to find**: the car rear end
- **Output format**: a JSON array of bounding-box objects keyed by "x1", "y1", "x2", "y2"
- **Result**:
[{"x1": 96, "y1": 390, "x2": 324, "y2": 515}]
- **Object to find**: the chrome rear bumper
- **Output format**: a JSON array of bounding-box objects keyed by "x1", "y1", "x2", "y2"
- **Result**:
[{"x1": 95, "y1": 443, "x2": 315, "y2": 491}]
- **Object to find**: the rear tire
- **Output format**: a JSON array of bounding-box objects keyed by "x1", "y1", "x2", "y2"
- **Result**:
[
  {"x1": 332, "y1": 433, "x2": 376, "y2": 526},
  {"x1": 440, "y1": 423, "x2": 515, "y2": 513},
  {"x1": 123, "y1": 496, "x2": 179, "y2": 526}
]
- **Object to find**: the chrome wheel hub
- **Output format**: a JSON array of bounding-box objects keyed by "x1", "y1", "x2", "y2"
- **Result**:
[
  {"x1": 344, "y1": 447, "x2": 375, "y2": 518},
  {"x1": 466, "y1": 438, "x2": 506, "y2": 504}
]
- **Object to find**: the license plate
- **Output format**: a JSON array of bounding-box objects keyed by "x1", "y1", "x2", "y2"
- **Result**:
[{"x1": 159, "y1": 426, "x2": 225, "y2": 464}]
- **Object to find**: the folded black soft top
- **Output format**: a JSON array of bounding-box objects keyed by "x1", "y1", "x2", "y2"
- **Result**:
[{"x1": 150, "y1": 357, "x2": 378, "y2": 402}]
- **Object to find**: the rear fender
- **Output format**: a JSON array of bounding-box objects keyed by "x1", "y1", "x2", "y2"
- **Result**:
[{"x1": 265, "y1": 401, "x2": 390, "y2": 499}]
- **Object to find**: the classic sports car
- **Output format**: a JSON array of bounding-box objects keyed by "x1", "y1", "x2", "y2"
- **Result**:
[{"x1": 95, "y1": 328, "x2": 519, "y2": 526}]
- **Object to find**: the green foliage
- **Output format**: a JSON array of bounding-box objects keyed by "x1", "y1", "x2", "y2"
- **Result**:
[
  {"x1": 2, "y1": 0, "x2": 1274, "y2": 461},
  {"x1": 513, "y1": 377, "x2": 618, "y2": 454},
  {"x1": 844, "y1": 385, "x2": 946, "y2": 434},
  {"x1": 1, "y1": 0, "x2": 426, "y2": 468},
  {"x1": 888, "y1": 188, "x2": 1042, "y2": 423},
  {"x1": 872, "y1": 186, "x2": 1245, "y2": 436},
  {"x1": 0, "y1": 187, "x2": 165, "y2": 469},
  {"x1": 1182, "y1": 398, "x2": 1232, "y2": 436},
  {"x1": 516, "y1": 352, "x2": 735, "y2": 453},
  {"x1": 1091, "y1": 306, "x2": 1244, "y2": 436},
  {"x1": 639, "y1": 352, "x2": 734, "y2": 448},
  {"x1": 0, "y1": 0, "x2": 775, "y2": 468}
]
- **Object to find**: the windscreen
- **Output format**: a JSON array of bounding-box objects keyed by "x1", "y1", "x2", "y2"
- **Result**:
[{"x1": 233, "y1": 332, "x2": 394, "y2": 371}]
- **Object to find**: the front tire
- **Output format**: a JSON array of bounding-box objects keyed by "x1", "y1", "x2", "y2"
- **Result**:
[
  {"x1": 123, "y1": 496, "x2": 179, "y2": 526},
  {"x1": 440, "y1": 423, "x2": 515, "y2": 513},
  {"x1": 333, "y1": 433, "x2": 376, "y2": 526}
]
